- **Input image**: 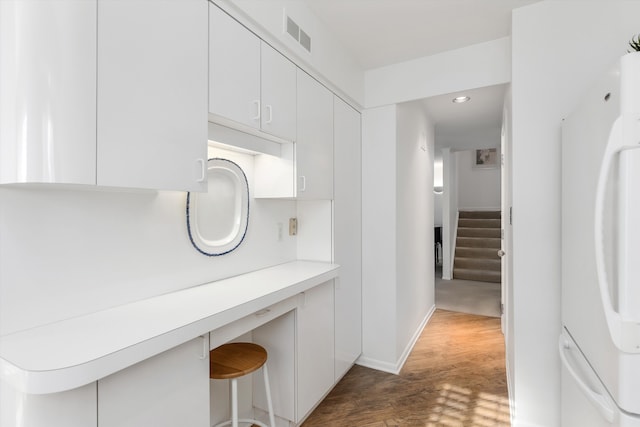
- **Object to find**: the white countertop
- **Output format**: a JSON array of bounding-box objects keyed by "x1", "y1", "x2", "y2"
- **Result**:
[{"x1": 0, "y1": 260, "x2": 339, "y2": 394}]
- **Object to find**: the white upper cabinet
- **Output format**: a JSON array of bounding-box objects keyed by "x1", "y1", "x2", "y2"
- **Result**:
[
  {"x1": 0, "y1": 0, "x2": 97, "y2": 185},
  {"x1": 260, "y1": 44, "x2": 297, "y2": 141},
  {"x1": 0, "y1": 0, "x2": 208, "y2": 191},
  {"x1": 295, "y1": 70, "x2": 334, "y2": 200},
  {"x1": 97, "y1": 0, "x2": 208, "y2": 192},
  {"x1": 254, "y1": 70, "x2": 334, "y2": 199},
  {"x1": 209, "y1": 5, "x2": 296, "y2": 142},
  {"x1": 209, "y1": 5, "x2": 260, "y2": 132}
]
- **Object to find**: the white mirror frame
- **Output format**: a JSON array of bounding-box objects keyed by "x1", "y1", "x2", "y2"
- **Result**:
[{"x1": 186, "y1": 158, "x2": 250, "y2": 256}]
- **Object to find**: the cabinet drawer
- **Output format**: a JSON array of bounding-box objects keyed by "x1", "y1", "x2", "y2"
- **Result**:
[{"x1": 210, "y1": 296, "x2": 297, "y2": 348}]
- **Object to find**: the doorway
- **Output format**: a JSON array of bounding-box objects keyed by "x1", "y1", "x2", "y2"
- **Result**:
[{"x1": 423, "y1": 84, "x2": 509, "y2": 325}]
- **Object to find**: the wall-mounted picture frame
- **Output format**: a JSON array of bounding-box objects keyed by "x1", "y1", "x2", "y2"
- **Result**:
[{"x1": 473, "y1": 148, "x2": 499, "y2": 169}]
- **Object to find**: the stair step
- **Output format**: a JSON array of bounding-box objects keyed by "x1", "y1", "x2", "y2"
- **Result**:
[
  {"x1": 457, "y1": 227, "x2": 501, "y2": 238},
  {"x1": 459, "y1": 210, "x2": 501, "y2": 220},
  {"x1": 458, "y1": 218, "x2": 501, "y2": 229},
  {"x1": 453, "y1": 268, "x2": 501, "y2": 283},
  {"x1": 456, "y1": 237, "x2": 501, "y2": 249},
  {"x1": 455, "y1": 247, "x2": 500, "y2": 259},
  {"x1": 454, "y1": 257, "x2": 501, "y2": 271}
]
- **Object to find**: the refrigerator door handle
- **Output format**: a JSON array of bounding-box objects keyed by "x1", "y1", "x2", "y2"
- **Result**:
[
  {"x1": 594, "y1": 115, "x2": 640, "y2": 353},
  {"x1": 559, "y1": 336, "x2": 616, "y2": 423}
]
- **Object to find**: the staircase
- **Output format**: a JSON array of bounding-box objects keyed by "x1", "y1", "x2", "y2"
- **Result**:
[{"x1": 453, "y1": 210, "x2": 501, "y2": 283}]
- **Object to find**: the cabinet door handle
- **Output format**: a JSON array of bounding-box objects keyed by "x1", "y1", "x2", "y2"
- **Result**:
[
  {"x1": 252, "y1": 100, "x2": 261, "y2": 121},
  {"x1": 298, "y1": 175, "x2": 306, "y2": 192},
  {"x1": 299, "y1": 292, "x2": 306, "y2": 308},
  {"x1": 199, "y1": 335, "x2": 208, "y2": 360},
  {"x1": 265, "y1": 105, "x2": 273, "y2": 124},
  {"x1": 255, "y1": 308, "x2": 271, "y2": 317},
  {"x1": 196, "y1": 159, "x2": 206, "y2": 182}
]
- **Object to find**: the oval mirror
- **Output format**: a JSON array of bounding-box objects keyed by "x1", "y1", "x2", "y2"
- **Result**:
[{"x1": 186, "y1": 158, "x2": 249, "y2": 256}]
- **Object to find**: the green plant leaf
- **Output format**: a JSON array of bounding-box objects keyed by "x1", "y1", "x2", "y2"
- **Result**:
[{"x1": 628, "y1": 34, "x2": 640, "y2": 52}]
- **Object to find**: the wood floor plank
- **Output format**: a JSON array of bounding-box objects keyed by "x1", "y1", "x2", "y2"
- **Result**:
[{"x1": 302, "y1": 309, "x2": 510, "y2": 427}]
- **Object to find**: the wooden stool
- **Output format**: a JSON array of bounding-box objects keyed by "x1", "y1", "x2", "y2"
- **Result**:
[{"x1": 210, "y1": 342, "x2": 276, "y2": 427}]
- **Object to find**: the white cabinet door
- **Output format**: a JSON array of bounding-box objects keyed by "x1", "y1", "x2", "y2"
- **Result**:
[
  {"x1": 0, "y1": 381, "x2": 97, "y2": 427},
  {"x1": 209, "y1": 5, "x2": 295, "y2": 142},
  {"x1": 0, "y1": 0, "x2": 97, "y2": 185},
  {"x1": 296, "y1": 281, "x2": 335, "y2": 421},
  {"x1": 98, "y1": 337, "x2": 209, "y2": 427},
  {"x1": 0, "y1": 0, "x2": 208, "y2": 191},
  {"x1": 260, "y1": 43, "x2": 297, "y2": 141},
  {"x1": 209, "y1": 4, "x2": 261, "y2": 132},
  {"x1": 97, "y1": 0, "x2": 208, "y2": 192},
  {"x1": 333, "y1": 97, "x2": 362, "y2": 381},
  {"x1": 252, "y1": 311, "x2": 296, "y2": 424},
  {"x1": 296, "y1": 70, "x2": 334, "y2": 200}
]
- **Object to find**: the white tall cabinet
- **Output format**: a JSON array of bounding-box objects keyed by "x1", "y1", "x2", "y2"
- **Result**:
[
  {"x1": 295, "y1": 70, "x2": 335, "y2": 200},
  {"x1": 333, "y1": 97, "x2": 363, "y2": 381},
  {"x1": 0, "y1": 0, "x2": 208, "y2": 192}
]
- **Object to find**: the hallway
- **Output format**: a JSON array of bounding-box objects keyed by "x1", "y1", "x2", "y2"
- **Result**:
[
  {"x1": 435, "y1": 274, "x2": 502, "y2": 318},
  {"x1": 302, "y1": 309, "x2": 510, "y2": 427}
]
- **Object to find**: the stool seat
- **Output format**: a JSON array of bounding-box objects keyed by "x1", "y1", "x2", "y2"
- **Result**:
[
  {"x1": 210, "y1": 342, "x2": 275, "y2": 427},
  {"x1": 210, "y1": 342, "x2": 268, "y2": 380}
]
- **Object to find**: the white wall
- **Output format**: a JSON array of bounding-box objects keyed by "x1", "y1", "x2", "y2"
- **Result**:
[
  {"x1": 455, "y1": 150, "x2": 501, "y2": 210},
  {"x1": 0, "y1": 147, "x2": 297, "y2": 335},
  {"x1": 433, "y1": 157, "x2": 443, "y2": 227},
  {"x1": 437, "y1": 124, "x2": 502, "y2": 152},
  {"x1": 510, "y1": 2, "x2": 640, "y2": 426},
  {"x1": 442, "y1": 148, "x2": 458, "y2": 280},
  {"x1": 502, "y1": 85, "x2": 515, "y2": 412},
  {"x1": 365, "y1": 37, "x2": 511, "y2": 108},
  {"x1": 433, "y1": 194, "x2": 443, "y2": 227},
  {"x1": 361, "y1": 105, "x2": 398, "y2": 368},
  {"x1": 395, "y1": 101, "x2": 434, "y2": 361},
  {"x1": 360, "y1": 102, "x2": 435, "y2": 372},
  {"x1": 218, "y1": 0, "x2": 364, "y2": 107}
]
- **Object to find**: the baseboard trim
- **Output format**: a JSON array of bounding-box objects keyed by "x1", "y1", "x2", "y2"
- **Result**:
[{"x1": 356, "y1": 304, "x2": 436, "y2": 375}]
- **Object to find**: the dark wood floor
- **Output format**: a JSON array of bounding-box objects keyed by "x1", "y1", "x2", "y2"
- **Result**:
[{"x1": 301, "y1": 309, "x2": 510, "y2": 427}]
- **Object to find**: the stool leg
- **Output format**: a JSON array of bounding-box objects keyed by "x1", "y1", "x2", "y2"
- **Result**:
[
  {"x1": 262, "y1": 365, "x2": 276, "y2": 427},
  {"x1": 231, "y1": 378, "x2": 238, "y2": 427}
]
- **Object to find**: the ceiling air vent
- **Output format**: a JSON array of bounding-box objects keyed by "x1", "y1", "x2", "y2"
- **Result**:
[
  {"x1": 299, "y1": 29, "x2": 311, "y2": 52},
  {"x1": 284, "y1": 13, "x2": 311, "y2": 53},
  {"x1": 286, "y1": 16, "x2": 299, "y2": 41}
]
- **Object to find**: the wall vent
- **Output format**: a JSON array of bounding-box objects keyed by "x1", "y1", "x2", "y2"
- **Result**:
[
  {"x1": 284, "y1": 13, "x2": 311, "y2": 53},
  {"x1": 299, "y1": 29, "x2": 311, "y2": 52},
  {"x1": 286, "y1": 16, "x2": 299, "y2": 41}
]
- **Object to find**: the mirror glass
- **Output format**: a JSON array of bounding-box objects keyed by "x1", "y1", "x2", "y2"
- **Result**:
[{"x1": 187, "y1": 158, "x2": 249, "y2": 256}]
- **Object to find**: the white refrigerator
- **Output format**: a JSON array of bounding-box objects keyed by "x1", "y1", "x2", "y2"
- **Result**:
[{"x1": 561, "y1": 51, "x2": 640, "y2": 426}]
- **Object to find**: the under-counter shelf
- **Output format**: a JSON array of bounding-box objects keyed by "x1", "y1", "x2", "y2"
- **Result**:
[{"x1": 0, "y1": 261, "x2": 339, "y2": 395}]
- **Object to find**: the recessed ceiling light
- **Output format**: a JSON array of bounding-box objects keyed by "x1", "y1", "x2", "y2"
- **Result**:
[{"x1": 452, "y1": 96, "x2": 470, "y2": 103}]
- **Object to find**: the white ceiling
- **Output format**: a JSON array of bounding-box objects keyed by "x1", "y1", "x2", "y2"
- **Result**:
[
  {"x1": 298, "y1": 0, "x2": 540, "y2": 149},
  {"x1": 299, "y1": 0, "x2": 540, "y2": 71}
]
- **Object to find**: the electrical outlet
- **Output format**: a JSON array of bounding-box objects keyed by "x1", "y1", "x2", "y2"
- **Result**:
[{"x1": 289, "y1": 218, "x2": 298, "y2": 236}]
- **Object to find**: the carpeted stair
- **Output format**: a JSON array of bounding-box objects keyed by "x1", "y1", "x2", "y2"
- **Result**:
[{"x1": 453, "y1": 210, "x2": 501, "y2": 283}]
